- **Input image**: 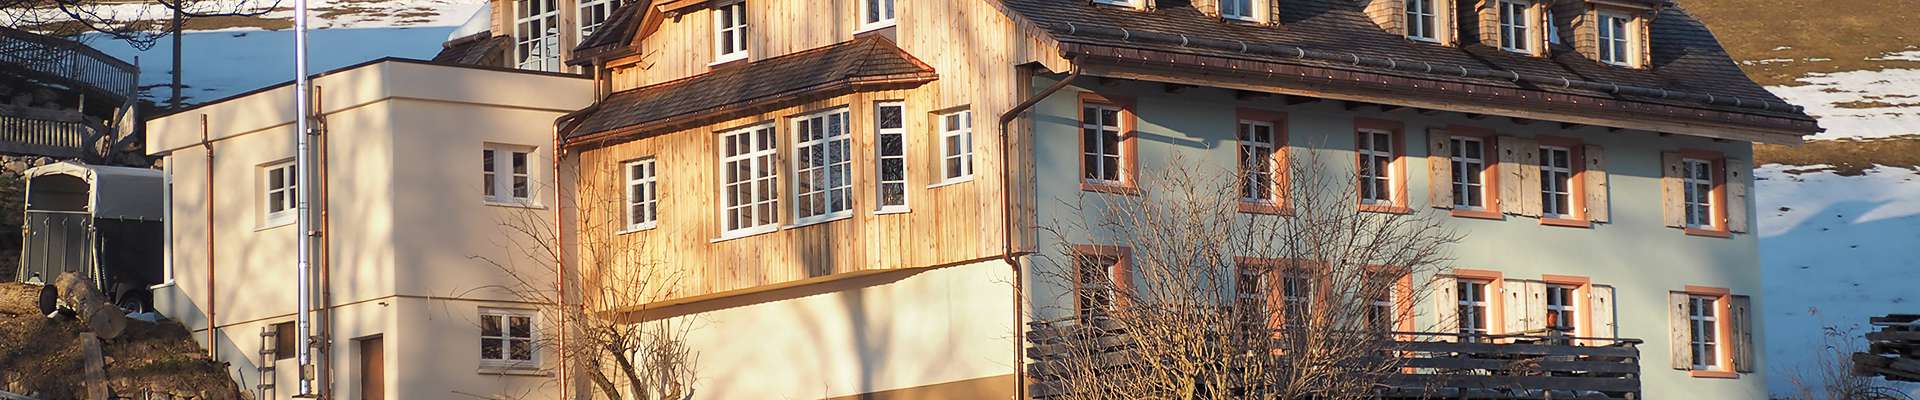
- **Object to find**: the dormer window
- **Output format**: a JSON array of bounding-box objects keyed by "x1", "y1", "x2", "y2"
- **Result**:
[
  {"x1": 1598, "y1": 11, "x2": 1634, "y2": 66},
  {"x1": 1546, "y1": 9, "x2": 1561, "y2": 45},
  {"x1": 713, "y1": 1, "x2": 749, "y2": 64},
  {"x1": 1497, "y1": 0, "x2": 1531, "y2": 53},
  {"x1": 1405, "y1": 0, "x2": 1438, "y2": 41},
  {"x1": 1093, "y1": 0, "x2": 1143, "y2": 8},
  {"x1": 1221, "y1": 0, "x2": 1256, "y2": 21},
  {"x1": 860, "y1": 0, "x2": 896, "y2": 30}
]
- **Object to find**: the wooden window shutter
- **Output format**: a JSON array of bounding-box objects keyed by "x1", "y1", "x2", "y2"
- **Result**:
[
  {"x1": 1668, "y1": 291, "x2": 1693, "y2": 370},
  {"x1": 1434, "y1": 275, "x2": 1459, "y2": 342},
  {"x1": 1502, "y1": 279, "x2": 1526, "y2": 335},
  {"x1": 1582, "y1": 144, "x2": 1609, "y2": 222},
  {"x1": 1519, "y1": 142, "x2": 1542, "y2": 217},
  {"x1": 1267, "y1": 268, "x2": 1286, "y2": 330},
  {"x1": 1590, "y1": 285, "x2": 1617, "y2": 341},
  {"x1": 1524, "y1": 280, "x2": 1548, "y2": 332},
  {"x1": 1660, "y1": 152, "x2": 1686, "y2": 228},
  {"x1": 1112, "y1": 259, "x2": 1134, "y2": 312},
  {"x1": 1726, "y1": 158, "x2": 1751, "y2": 233},
  {"x1": 1428, "y1": 129, "x2": 1454, "y2": 209},
  {"x1": 1497, "y1": 136, "x2": 1524, "y2": 214},
  {"x1": 1731, "y1": 295, "x2": 1755, "y2": 372}
]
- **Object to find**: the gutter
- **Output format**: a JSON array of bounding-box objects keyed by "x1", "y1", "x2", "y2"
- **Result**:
[
  {"x1": 997, "y1": 57, "x2": 1083, "y2": 400},
  {"x1": 1045, "y1": 22, "x2": 1807, "y2": 116}
]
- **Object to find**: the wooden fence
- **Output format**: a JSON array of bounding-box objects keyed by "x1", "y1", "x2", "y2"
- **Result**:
[
  {"x1": 1855, "y1": 314, "x2": 1920, "y2": 382},
  {"x1": 1026, "y1": 318, "x2": 1643, "y2": 399},
  {"x1": 0, "y1": 26, "x2": 139, "y2": 104}
]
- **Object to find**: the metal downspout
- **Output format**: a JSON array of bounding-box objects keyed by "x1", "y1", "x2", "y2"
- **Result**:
[
  {"x1": 998, "y1": 58, "x2": 1082, "y2": 400},
  {"x1": 200, "y1": 114, "x2": 215, "y2": 360}
]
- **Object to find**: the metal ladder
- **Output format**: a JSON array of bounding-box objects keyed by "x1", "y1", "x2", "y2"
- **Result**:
[{"x1": 258, "y1": 326, "x2": 276, "y2": 398}]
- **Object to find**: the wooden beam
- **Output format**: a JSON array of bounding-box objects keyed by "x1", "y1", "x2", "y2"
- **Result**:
[
  {"x1": 1464, "y1": 113, "x2": 1487, "y2": 120},
  {"x1": 1235, "y1": 90, "x2": 1272, "y2": 101},
  {"x1": 1343, "y1": 101, "x2": 1366, "y2": 111},
  {"x1": 1379, "y1": 104, "x2": 1403, "y2": 113},
  {"x1": 1163, "y1": 83, "x2": 1194, "y2": 93},
  {"x1": 1415, "y1": 108, "x2": 1436, "y2": 115},
  {"x1": 1284, "y1": 95, "x2": 1318, "y2": 106},
  {"x1": 1511, "y1": 117, "x2": 1533, "y2": 125},
  {"x1": 1561, "y1": 122, "x2": 1582, "y2": 130}
]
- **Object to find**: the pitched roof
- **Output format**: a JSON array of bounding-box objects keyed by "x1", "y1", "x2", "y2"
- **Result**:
[
  {"x1": 572, "y1": 0, "x2": 651, "y2": 63},
  {"x1": 562, "y1": 35, "x2": 938, "y2": 144},
  {"x1": 431, "y1": 32, "x2": 511, "y2": 68},
  {"x1": 997, "y1": 0, "x2": 1818, "y2": 135}
]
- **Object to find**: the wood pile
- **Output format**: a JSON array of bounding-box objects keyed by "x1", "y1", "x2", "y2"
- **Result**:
[{"x1": 1854, "y1": 314, "x2": 1920, "y2": 382}]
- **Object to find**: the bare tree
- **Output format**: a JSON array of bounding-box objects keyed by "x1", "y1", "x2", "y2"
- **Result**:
[
  {"x1": 1029, "y1": 149, "x2": 1460, "y2": 400},
  {"x1": 1, "y1": 0, "x2": 277, "y2": 50},
  {"x1": 1784, "y1": 310, "x2": 1915, "y2": 400},
  {"x1": 475, "y1": 162, "x2": 698, "y2": 400}
]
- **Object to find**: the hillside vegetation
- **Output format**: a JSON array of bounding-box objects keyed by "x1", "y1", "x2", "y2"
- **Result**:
[{"x1": 1684, "y1": 0, "x2": 1920, "y2": 87}]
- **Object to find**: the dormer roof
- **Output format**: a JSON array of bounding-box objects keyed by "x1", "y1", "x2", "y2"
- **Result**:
[
  {"x1": 997, "y1": 0, "x2": 1819, "y2": 139},
  {"x1": 571, "y1": 0, "x2": 654, "y2": 65}
]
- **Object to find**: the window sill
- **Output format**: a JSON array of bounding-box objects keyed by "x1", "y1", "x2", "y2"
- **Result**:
[
  {"x1": 1684, "y1": 228, "x2": 1732, "y2": 238},
  {"x1": 928, "y1": 176, "x2": 974, "y2": 189},
  {"x1": 478, "y1": 367, "x2": 549, "y2": 377},
  {"x1": 1358, "y1": 204, "x2": 1413, "y2": 215},
  {"x1": 1688, "y1": 370, "x2": 1738, "y2": 379},
  {"x1": 1238, "y1": 202, "x2": 1293, "y2": 216},
  {"x1": 854, "y1": 21, "x2": 896, "y2": 35},
  {"x1": 1408, "y1": 36, "x2": 1442, "y2": 44},
  {"x1": 1081, "y1": 182, "x2": 1141, "y2": 196},
  {"x1": 787, "y1": 212, "x2": 853, "y2": 229},
  {"x1": 1540, "y1": 217, "x2": 1592, "y2": 229},
  {"x1": 149, "y1": 280, "x2": 177, "y2": 290},
  {"x1": 1449, "y1": 209, "x2": 1503, "y2": 221},
  {"x1": 712, "y1": 225, "x2": 779, "y2": 243},
  {"x1": 484, "y1": 200, "x2": 545, "y2": 210},
  {"x1": 874, "y1": 207, "x2": 911, "y2": 215},
  {"x1": 709, "y1": 54, "x2": 748, "y2": 67},
  {"x1": 616, "y1": 222, "x2": 657, "y2": 235}
]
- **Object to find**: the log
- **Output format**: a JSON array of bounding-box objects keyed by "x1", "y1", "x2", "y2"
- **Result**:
[
  {"x1": 54, "y1": 273, "x2": 125, "y2": 340},
  {"x1": 81, "y1": 333, "x2": 107, "y2": 400}
]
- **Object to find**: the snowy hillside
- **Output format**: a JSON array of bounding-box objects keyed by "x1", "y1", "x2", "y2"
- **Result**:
[
  {"x1": 72, "y1": 0, "x2": 485, "y2": 105},
  {"x1": 1766, "y1": 62, "x2": 1920, "y2": 139}
]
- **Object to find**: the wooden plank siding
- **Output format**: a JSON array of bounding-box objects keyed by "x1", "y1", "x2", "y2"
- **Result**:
[{"x1": 575, "y1": 0, "x2": 1070, "y2": 313}]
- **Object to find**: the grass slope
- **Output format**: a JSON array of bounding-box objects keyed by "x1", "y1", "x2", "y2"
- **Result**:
[
  {"x1": 0, "y1": 283, "x2": 238, "y2": 399},
  {"x1": 1684, "y1": 0, "x2": 1920, "y2": 87}
]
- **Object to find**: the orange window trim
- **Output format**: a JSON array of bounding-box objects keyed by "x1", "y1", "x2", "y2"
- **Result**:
[
  {"x1": 1071, "y1": 245, "x2": 1135, "y2": 319},
  {"x1": 1541, "y1": 274, "x2": 1595, "y2": 342},
  {"x1": 1355, "y1": 118, "x2": 1411, "y2": 214},
  {"x1": 1447, "y1": 125, "x2": 1502, "y2": 220},
  {"x1": 1365, "y1": 264, "x2": 1418, "y2": 336},
  {"x1": 1079, "y1": 92, "x2": 1140, "y2": 195},
  {"x1": 1452, "y1": 268, "x2": 1506, "y2": 336},
  {"x1": 1237, "y1": 108, "x2": 1292, "y2": 214},
  {"x1": 1535, "y1": 135, "x2": 1591, "y2": 228},
  {"x1": 1237, "y1": 257, "x2": 1333, "y2": 330},
  {"x1": 1681, "y1": 285, "x2": 1738, "y2": 378},
  {"x1": 1678, "y1": 149, "x2": 1731, "y2": 237}
]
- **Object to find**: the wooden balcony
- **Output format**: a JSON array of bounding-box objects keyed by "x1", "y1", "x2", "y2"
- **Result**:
[
  {"x1": 1025, "y1": 319, "x2": 1643, "y2": 399},
  {"x1": 0, "y1": 104, "x2": 108, "y2": 159},
  {"x1": 0, "y1": 27, "x2": 139, "y2": 105}
]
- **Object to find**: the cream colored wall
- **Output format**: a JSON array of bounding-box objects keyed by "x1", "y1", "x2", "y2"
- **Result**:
[
  {"x1": 665, "y1": 259, "x2": 1016, "y2": 399},
  {"x1": 146, "y1": 61, "x2": 592, "y2": 400},
  {"x1": 1024, "y1": 77, "x2": 1767, "y2": 398}
]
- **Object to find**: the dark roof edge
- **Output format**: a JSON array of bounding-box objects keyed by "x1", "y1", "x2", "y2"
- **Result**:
[
  {"x1": 564, "y1": 72, "x2": 937, "y2": 147},
  {"x1": 1047, "y1": 22, "x2": 1812, "y2": 122},
  {"x1": 154, "y1": 57, "x2": 588, "y2": 119}
]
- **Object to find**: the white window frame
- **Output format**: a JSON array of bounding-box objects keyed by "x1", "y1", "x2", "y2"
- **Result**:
[
  {"x1": 719, "y1": 123, "x2": 780, "y2": 238},
  {"x1": 263, "y1": 161, "x2": 297, "y2": 226},
  {"x1": 1545, "y1": 284, "x2": 1577, "y2": 333},
  {"x1": 1220, "y1": 0, "x2": 1256, "y2": 21},
  {"x1": 1239, "y1": 120, "x2": 1279, "y2": 204},
  {"x1": 514, "y1": 0, "x2": 561, "y2": 72},
  {"x1": 1405, "y1": 0, "x2": 1438, "y2": 42},
  {"x1": 1540, "y1": 146, "x2": 1574, "y2": 218},
  {"x1": 479, "y1": 308, "x2": 538, "y2": 371},
  {"x1": 1082, "y1": 104, "x2": 1127, "y2": 185},
  {"x1": 1076, "y1": 254, "x2": 1121, "y2": 323},
  {"x1": 1092, "y1": 0, "x2": 1143, "y2": 8},
  {"x1": 1688, "y1": 295, "x2": 1721, "y2": 370},
  {"x1": 1598, "y1": 12, "x2": 1634, "y2": 66},
  {"x1": 874, "y1": 101, "x2": 909, "y2": 213},
  {"x1": 1498, "y1": 0, "x2": 1532, "y2": 53},
  {"x1": 1457, "y1": 280, "x2": 1490, "y2": 342},
  {"x1": 712, "y1": 1, "x2": 749, "y2": 64},
  {"x1": 1358, "y1": 129, "x2": 1397, "y2": 206},
  {"x1": 1235, "y1": 266, "x2": 1266, "y2": 324},
  {"x1": 1367, "y1": 286, "x2": 1396, "y2": 333},
  {"x1": 937, "y1": 109, "x2": 974, "y2": 185},
  {"x1": 578, "y1": 0, "x2": 616, "y2": 38},
  {"x1": 1449, "y1": 136, "x2": 1487, "y2": 210},
  {"x1": 1683, "y1": 159, "x2": 1715, "y2": 229},
  {"x1": 483, "y1": 144, "x2": 537, "y2": 205},
  {"x1": 790, "y1": 108, "x2": 854, "y2": 225},
  {"x1": 858, "y1": 0, "x2": 896, "y2": 31},
  {"x1": 1281, "y1": 270, "x2": 1312, "y2": 331},
  {"x1": 623, "y1": 158, "x2": 658, "y2": 232}
]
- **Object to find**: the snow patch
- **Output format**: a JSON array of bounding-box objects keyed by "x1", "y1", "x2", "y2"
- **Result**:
[
  {"x1": 1767, "y1": 69, "x2": 1920, "y2": 139},
  {"x1": 1871, "y1": 50, "x2": 1920, "y2": 62},
  {"x1": 446, "y1": 3, "x2": 494, "y2": 40},
  {"x1": 3, "y1": 0, "x2": 484, "y2": 30},
  {"x1": 1758, "y1": 165, "x2": 1920, "y2": 395}
]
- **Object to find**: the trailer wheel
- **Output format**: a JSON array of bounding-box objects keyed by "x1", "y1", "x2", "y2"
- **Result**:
[{"x1": 111, "y1": 284, "x2": 149, "y2": 314}]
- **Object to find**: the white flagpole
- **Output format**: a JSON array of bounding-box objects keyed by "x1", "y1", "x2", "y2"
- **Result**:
[{"x1": 293, "y1": 0, "x2": 319, "y2": 395}]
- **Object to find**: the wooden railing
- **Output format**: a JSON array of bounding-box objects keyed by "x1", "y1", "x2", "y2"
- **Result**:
[
  {"x1": 1025, "y1": 319, "x2": 1643, "y2": 399},
  {"x1": 0, "y1": 27, "x2": 139, "y2": 103},
  {"x1": 0, "y1": 104, "x2": 105, "y2": 159}
]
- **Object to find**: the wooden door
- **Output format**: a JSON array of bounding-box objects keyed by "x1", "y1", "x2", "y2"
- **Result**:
[{"x1": 359, "y1": 336, "x2": 385, "y2": 400}]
